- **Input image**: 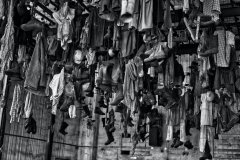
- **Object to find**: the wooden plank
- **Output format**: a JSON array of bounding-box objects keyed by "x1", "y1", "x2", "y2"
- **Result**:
[
  {"x1": 221, "y1": 7, "x2": 240, "y2": 17},
  {"x1": 176, "y1": 39, "x2": 240, "y2": 55}
]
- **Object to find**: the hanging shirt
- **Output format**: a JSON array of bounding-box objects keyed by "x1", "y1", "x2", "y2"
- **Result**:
[
  {"x1": 10, "y1": 84, "x2": 22, "y2": 123},
  {"x1": 214, "y1": 30, "x2": 230, "y2": 67},
  {"x1": 24, "y1": 91, "x2": 33, "y2": 119},
  {"x1": 203, "y1": 0, "x2": 221, "y2": 22},
  {"x1": 53, "y1": 2, "x2": 75, "y2": 50},
  {"x1": 49, "y1": 68, "x2": 65, "y2": 115},
  {"x1": 138, "y1": 0, "x2": 153, "y2": 31},
  {"x1": 0, "y1": 0, "x2": 14, "y2": 80},
  {"x1": 0, "y1": 0, "x2": 5, "y2": 19}
]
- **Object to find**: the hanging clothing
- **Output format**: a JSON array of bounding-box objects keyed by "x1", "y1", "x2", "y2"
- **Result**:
[
  {"x1": 200, "y1": 93, "x2": 213, "y2": 126},
  {"x1": 113, "y1": 20, "x2": 121, "y2": 50},
  {"x1": 164, "y1": 54, "x2": 175, "y2": 88},
  {"x1": 121, "y1": 28, "x2": 136, "y2": 58},
  {"x1": 123, "y1": 60, "x2": 139, "y2": 111},
  {"x1": 0, "y1": 0, "x2": 5, "y2": 19},
  {"x1": 166, "y1": 125, "x2": 173, "y2": 141},
  {"x1": 53, "y1": 2, "x2": 75, "y2": 50},
  {"x1": 226, "y1": 31, "x2": 235, "y2": 59},
  {"x1": 10, "y1": 84, "x2": 23, "y2": 123},
  {"x1": 177, "y1": 54, "x2": 192, "y2": 75},
  {"x1": 24, "y1": 91, "x2": 33, "y2": 119},
  {"x1": 180, "y1": 120, "x2": 186, "y2": 142},
  {"x1": 86, "y1": 48, "x2": 96, "y2": 66},
  {"x1": 127, "y1": 0, "x2": 140, "y2": 29},
  {"x1": 0, "y1": 0, "x2": 15, "y2": 80},
  {"x1": 152, "y1": 0, "x2": 164, "y2": 25},
  {"x1": 214, "y1": 30, "x2": 230, "y2": 67},
  {"x1": 194, "y1": 97, "x2": 201, "y2": 115},
  {"x1": 199, "y1": 126, "x2": 213, "y2": 152},
  {"x1": 183, "y1": 0, "x2": 189, "y2": 13},
  {"x1": 203, "y1": 0, "x2": 221, "y2": 22},
  {"x1": 49, "y1": 68, "x2": 65, "y2": 115},
  {"x1": 87, "y1": 7, "x2": 105, "y2": 47},
  {"x1": 164, "y1": 0, "x2": 172, "y2": 29},
  {"x1": 99, "y1": 0, "x2": 116, "y2": 21},
  {"x1": 17, "y1": 45, "x2": 26, "y2": 63},
  {"x1": 138, "y1": 0, "x2": 153, "y2": 31},
  {"x1": 79, "y1": 16, "x2": 89, "y2": 49},
  {"x1": 47, "y1": 35, "x2": 58, "y2": 56},
  {"x1": 24, "y1": 33, "x2": 47, "y2": 96}
]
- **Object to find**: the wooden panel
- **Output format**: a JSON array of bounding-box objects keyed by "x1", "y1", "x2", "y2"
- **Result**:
[
  {"x1": 221, "y1": 7, "x2": 240, "y2": 17},
  {"x1": 1, "y1": 82, "x2": 50, "y2": 160}
]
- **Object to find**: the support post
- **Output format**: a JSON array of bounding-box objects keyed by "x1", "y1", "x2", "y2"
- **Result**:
[
  {"x1": 45, "y1": 114, "x2": 55, "y2": 160},
  {"x1": 92, "y1": 64, "x2": 100, "y2": 160}
]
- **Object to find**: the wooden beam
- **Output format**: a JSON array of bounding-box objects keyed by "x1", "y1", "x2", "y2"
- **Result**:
[
  {"x1": 176, "y1": 39, "x2": 240, "y2": 55},
  {"x1": 221, "y1": 7, "x2": 240, "y2": 17},
  {"x1": 176, "y1": 43, "x2": 198, "y2": 55},
  {"x1": 35, "y1": 1, "x2": 54, "y2": 17},
  {"x1": 171, "y1": 7, "x2": 240, "y2": 23},
  {"x1": 34, "y1": 9, "x2": 55, "y2": 25},
  {"x1": 221, "y1": 2, "x2": 240, "y2": 7}
]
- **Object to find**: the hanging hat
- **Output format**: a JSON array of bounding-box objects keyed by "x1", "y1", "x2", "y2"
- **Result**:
[
  {"x1": 64, "y1": 82, "x2": 75, "y2": 97},
  {"x1": 74, "y1": 50, "x2": 85, "y2": 64},
  {"x1": 206, "y1": 91, "x2": 215, "y2": 102}
]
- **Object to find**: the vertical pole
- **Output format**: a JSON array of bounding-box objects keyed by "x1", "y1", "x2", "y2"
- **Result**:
[
  {"x1": 92, "y1": 111, "x2": 100, "y2": 160},
  {"x1": 45, "y1": 114, "x2": 55, "y2": 160},
  {"x1": 92, "y1": 64, "x2": 100, "y2": 160}
]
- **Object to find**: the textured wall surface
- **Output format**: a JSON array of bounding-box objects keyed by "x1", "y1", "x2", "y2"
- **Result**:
[{"x1": 2, "y1": 82, "x2": 239, "y2": 160}]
